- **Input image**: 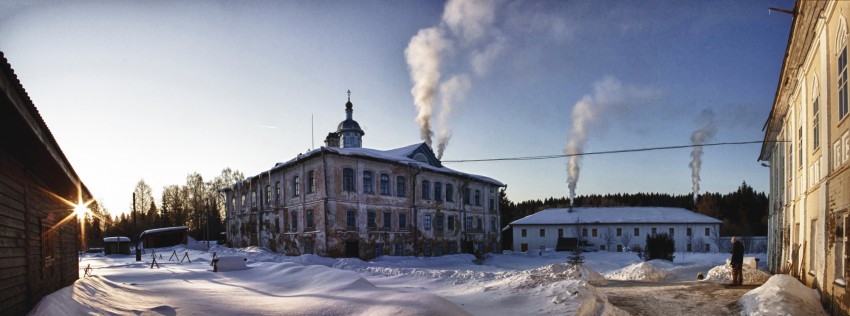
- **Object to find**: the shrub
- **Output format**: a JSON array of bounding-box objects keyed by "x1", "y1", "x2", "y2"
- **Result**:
[
  {"x1": 641, "y1": 233, "x2": 675, "y2": 261},
  {"x1": 568, "y1": 248, "x2": 585, "y2": 267}
]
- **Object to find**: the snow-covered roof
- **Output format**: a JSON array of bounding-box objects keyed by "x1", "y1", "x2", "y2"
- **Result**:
[
  {"x1": 141, "y1": 226, "x2": 189, "y2": 237},
  {"x1": 103, "y1": 237, "x2": 130, "y2": 242},
  {"x1": 226, "y1": 143, "x2": 502, "y2": 189},
  {"x1": 510, "y1": 207, "x2": 722, "y2": 226}
]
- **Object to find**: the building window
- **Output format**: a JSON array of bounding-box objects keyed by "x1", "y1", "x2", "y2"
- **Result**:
[
  {"x1": 435, "y1": 214, "x2": 444, "y2": 229},
  {"x1": 600, "y1": 245, "x2": 606, "y2": 251},
  {"x1": 521, "y1": 229, "x2": 527, "y2": 237},
  {"x1": 343, "y1": 168, "x2": 355, "y2": 192},
  {"x1": 434, "y1": 182, "x2": 443, "y2": 201},
  {"x1": 293, "y1": 176, "x2": 300, "y2": 197},
  {"x1": 363, "y1": 171, "x2": 374, "y2": 194},
  {"x1": 582, "y1": 228, "x2": 588, "y2": 237},
  {"x1": 476, "y1": 218, "x2": 482, "y2": 230},
  {"x1": 539, "y1": 229, "x2": 545, "y2": 237},
  {"x1": 448, "y1": 215, "x2": 455, "y2": 230},
  {"x1": 558, "y1": 228, "x2": 563, "y2": 237},
  {"x1": 368, "y1": 211, "x2": 376, "y2": 229},
  {"x1": 591, "y1": 228, "x2": 597, "y2": 237},
  {"x1": 813, "y1": 97, "x2": 820, "y2": 150},
  {"x1": 290, "y1": 211, "x2": 298, "y2": 231},
  {"x1": 251, "y1": 191, "x2": 257, "y2": 208},
  {"x1": 399, "y1": 213, "x2": 407, "y2": 230},
  {"x1": 306, "y1": 210, "x2": 314, "y2": 229},
  {"x1": 308, "y1": 171, "x2": 316, "y2": 193},
  {"x1": 421, "y1": 180, "x2": 431, "y2": 200},
  {"x1": 275, "y1": 217, "x2": 280, "y2": 233},
  {"x1": 840, "y1": 46, "x2": 849, "y2": 120},
  {"x1": 616, "y1": 228, "x2": 622, "y2": 236},
  {"x1": 491, "y1": 217, "x2": 496, "y2": 231},
  {"x1": 464, "y1": 188, "x2": 471, "y2": 205},
  {"x1": 346, "y1": 210, "x2": 356, "y2": 228},
  {"x1": 704, "y1": 244, "x2": 711, "y2": 252},
  {"x1": 424, "y1": 214, "x2": 432, "y2": 229},
  {"x1": 396, "y1": 176, "x2": 406, "y2": 197},
  {"x1": 835, "y1": 212, "x2": 848, "y2": 280},
  {"x1": 668, "y1": 228, "x2": 674, "y2": 236},
  {"x1": 305, "y1": 240, "x2": 314, "y2": 254},
  {"x1": 265, "y1": 185, "x2": 271, "y2": 204},
  {"x1": 798, "y1": 125, "x2": 803, "y2": 167},
  {"x1": 474, "y1": 190, "x2": 481, "y2": 206},
  {"x1": 704, "y1": 227, "x2": 710, "y2": 236},
  {"x1": 489, "y1": 197, "x2": 495, "y2": 211},
  {"x1": 395, "y1": 243, "x2": 403, "y2": 256},
  {"x1": 651, "y1": 227, "x2": 657, "y2": 235},
  {"x1": 424, "y1": 243, "x2": 432, "y2": 257},
  {"x1": 383, "y1": 211, "x2": 392, "y2": 229},
  {"x1": 375, "y1": 243, "x2": 383, "y2": 257},
  {"x1": 465, "y1": 216, "x2": 472, "y2": 231},
  {"x1": 241, "y1": 194, "x2": 246, "y2": 212},
  {"x1": 687, "y1": 244, "x2": 692, "y2": 252},
  {"x1": 449, "y1": 242, "x2": 458, "y2": 254},
  {"x1": 275, "y1": 182, "x2": 280, "y2": 204},
  {"x1": 380, "y1": 174, "x2": 390, "y2": 195},
  {"x1": 446, "y1": 184, "x2": 454, "y2": 202},
  {"x1": 634, "y1": 228, "x2": 640, "y2": 236},
  {"x1": 686, "y1": 227, "x2": 692, "y2": 237}
]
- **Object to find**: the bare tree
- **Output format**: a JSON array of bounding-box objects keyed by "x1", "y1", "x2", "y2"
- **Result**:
[
  {"x1": 619, "y1": 231, "x2": 633, "y2": 251},
  {"x1": 693, "y1": 237, "x2": 706, "y2": 253},
  {"x1": 601, "y1": 226, "x2": 616, "y2": 252},
  {"x1": 710, "y1": 226, "x2": 725, "y2": 253},
  {"x1": 131, "y1": 179, "x2": 154, "y2": 219}
]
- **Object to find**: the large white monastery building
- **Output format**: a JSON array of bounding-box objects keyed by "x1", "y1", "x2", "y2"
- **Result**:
[{"x1": 510, "y1": 207, "x2": 722, "y2": 253}]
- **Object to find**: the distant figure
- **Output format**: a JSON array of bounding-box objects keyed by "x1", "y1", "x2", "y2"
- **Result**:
[
  {"x1": 730, "y1": 236, "x2": 745, "y2": 286},
  {"x1": 697, "y1": 272, "x2": 704, "y2": 280}
]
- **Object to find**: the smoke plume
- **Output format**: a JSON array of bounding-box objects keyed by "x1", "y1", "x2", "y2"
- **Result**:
[
  {"x1": 405, "y1": 27, "x2": 448, "y2": 147},
  {"x1": 405, "y1": 0, "x2": 499, "y2": 157},
  {"x1": 689, "y1": 108, "x2": 717, "y2": 205},
  {"x1": 565, "y1": 77, "x2": 657, "y2": 205},
  {"x1": 436, "y1": 74, "x2": 471, "y2": 159}
]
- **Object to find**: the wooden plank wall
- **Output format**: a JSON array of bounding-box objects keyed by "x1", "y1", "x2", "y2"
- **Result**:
[{"x1": 0, "y1": 149, "x2": 79, "y2": 315}]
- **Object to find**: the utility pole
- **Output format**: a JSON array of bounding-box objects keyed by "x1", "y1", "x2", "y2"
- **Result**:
[{"x1": 134, "y1": 193, "x2": 141, "y2": 261}]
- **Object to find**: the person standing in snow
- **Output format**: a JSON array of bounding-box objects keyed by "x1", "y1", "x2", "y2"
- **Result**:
[{"x1": 730, "y1": 236, "x2": 744, "y2": 286}]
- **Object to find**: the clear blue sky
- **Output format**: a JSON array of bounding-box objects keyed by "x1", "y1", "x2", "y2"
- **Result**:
[{"x1": 0, "y1": 0, "x2": 793, "y2": 216}]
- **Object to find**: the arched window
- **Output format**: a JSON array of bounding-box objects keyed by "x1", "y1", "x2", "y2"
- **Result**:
[
  {"x1": 293, "y1": 176, "x2": 300, "y2": 197},
  {"x1": 306, "y1": 209, "x2": 314, "y2": 228},
  {"x1": 396, "y1": 175, "x2": 406, "y2": 197},
  {"x1": 446, "y1": 184, "x2": 454, "y2": 202},
  {"x1": 363, "y1": 171, "x2": 374, "y2": 194},
  {"x1": 474, "y1": 190, "x2": 481, "y2": 206},
  {"x1": 380, "y1": 173, "x2": 391, "y2": 195},
  {"x1": 434, "y1": 182, "x2": 443, "y2": 201},
  {"x1": 290, "y1": 211, "x2": 298, "y2": 231},
  {"x1": 422, "y1": 180, "x2": 431, "y2": 200},
  {"x1": 838, "y1": 14, "x2": 849, "y2": 120},
  {"x1": 343, "y1": 168, "x2": 355, "y2": 192}
]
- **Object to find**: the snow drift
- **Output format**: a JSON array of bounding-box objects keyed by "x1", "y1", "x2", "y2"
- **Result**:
[
  {"x1": 739, "y1": 274, "x2": 827, "y2": 316},
  {"x1": 604, "y1": 261, "x2": 667, "y2": 281},
  {"x1": 702, "y1": 264, "x2": 770, "y2": 285}
]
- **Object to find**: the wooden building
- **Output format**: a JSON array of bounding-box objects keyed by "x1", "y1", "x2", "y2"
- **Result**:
[
  {"x1": 0, "y1": 52, "x2": 93, "y2": 315},
  {"x1": 140, "y1": 226, "x2": 188, "y2": 248},
  {"x1": 759, "y1": 1, "x2": 850, "y2": 314},
  {"x1": 223, "y1": 96, "x2": 505, "y2": 259},
  {"x1": 103, "y1": 237, "x2": 131, "y2": 255}
]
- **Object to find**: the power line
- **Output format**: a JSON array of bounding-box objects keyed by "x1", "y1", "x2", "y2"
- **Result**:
[{"x1": 441, "y1": 141, "x2": 781, "y2": 163}]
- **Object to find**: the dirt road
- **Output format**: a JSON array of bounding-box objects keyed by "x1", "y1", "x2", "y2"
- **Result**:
[{"x1": 600, "y1": 281, "x2": 757, "y2": 315}]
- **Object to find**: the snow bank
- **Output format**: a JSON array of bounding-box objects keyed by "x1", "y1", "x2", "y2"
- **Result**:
[
  {"x1": 739, "y1": 274, "x2": 827, "y2": 316},
  {"x1": 702, "y1": 264, "x2": 770, "y2": 285},
  {"x1": 31, "y1": 260, "x2": 470, "y2": 315},
  {"x1": 604, "y1": 262, "x2": 666, "y2": 281}
]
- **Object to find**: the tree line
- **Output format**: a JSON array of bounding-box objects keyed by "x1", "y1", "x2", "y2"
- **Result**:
[
  {"x1": 81, "y1": 168, "x2": 244, "y2": 248},
  {"x1": 499, "y1": 181, "x2": 768, "y2": 250}
]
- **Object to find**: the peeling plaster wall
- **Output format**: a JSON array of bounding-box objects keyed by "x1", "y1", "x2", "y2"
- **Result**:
[{"x1": 224, "y1": 150, "x2": 502, "y2": 259}]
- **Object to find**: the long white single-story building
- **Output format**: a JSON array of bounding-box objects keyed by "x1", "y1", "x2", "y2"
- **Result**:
[{"x1": 510, "y1": 207, "x2": 722, "y2": 253}]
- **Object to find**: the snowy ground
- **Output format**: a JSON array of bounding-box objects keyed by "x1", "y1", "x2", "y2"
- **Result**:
[{"x1": 31, "y1": 246, "x2": 826, "y2": 315}]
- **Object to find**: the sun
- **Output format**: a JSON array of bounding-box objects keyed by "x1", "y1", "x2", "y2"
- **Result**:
[{"x1": 73, "y1": 203, "x2": 90, "y2": 221}]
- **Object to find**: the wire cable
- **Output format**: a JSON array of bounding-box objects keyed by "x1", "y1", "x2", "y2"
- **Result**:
[{"x1": 441, "y1": 140, "x2": 781, "y2": 163}]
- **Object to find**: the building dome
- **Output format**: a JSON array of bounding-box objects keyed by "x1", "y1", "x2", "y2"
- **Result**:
[{"x1": 336, "y1": 90, "x2": 364, "y2": 148}]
